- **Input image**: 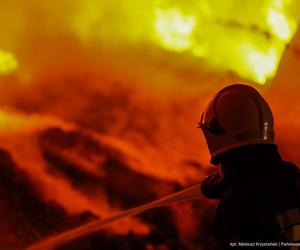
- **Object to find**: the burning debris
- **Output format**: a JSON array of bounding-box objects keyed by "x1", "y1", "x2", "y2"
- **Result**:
[{"x1": 0, "y1": 123, "x2": 216, "y2": 250}]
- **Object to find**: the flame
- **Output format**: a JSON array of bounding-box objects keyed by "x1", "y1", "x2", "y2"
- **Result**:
[
  {"x1": 238, "y1": 44, "x2": 279, "y2": 84},
  {"x1": 154, "y1": 8, "x2": 196, "y2": 51},
  {"x1": 0, "y1": 109, "x2": 72, "y2": 134},
  {"x1": 0, "y1": 0, "x2": 297, "y2": 84},
  {"x1": 152, "y1": 0, "x2": 298, "y2": 84},
  {"x1": 267, "y1": 0, "x2": 297, "y2": 42},
  {"x1": 0, "y1": 49, "x2": 17, "y2": 74}
]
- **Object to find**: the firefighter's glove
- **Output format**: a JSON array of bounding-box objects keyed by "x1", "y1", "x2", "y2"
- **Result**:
[{"x1": 201, "y1": 173, "x2": 228, "y2": 199}]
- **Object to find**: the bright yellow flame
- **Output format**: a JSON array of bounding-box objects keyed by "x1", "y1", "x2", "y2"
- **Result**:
[
  {"x1": 267, "y1": 8, "x2": 296, "y2": 41},
  {"x1": 1, "y1": 0, "x2": 298, "y2": 85},
  {"x1": 0, "y1": 49, "x2": 18, "y2": 75},
  {"x1": 239, "y1": 44, "x2": 279, "y2": 84},
  {"x1": 153, "y1": 0, "x2": 298, "y2": 85},
  {"x1": 154, "y1": 8, "x2": 195, "y2": 52}
]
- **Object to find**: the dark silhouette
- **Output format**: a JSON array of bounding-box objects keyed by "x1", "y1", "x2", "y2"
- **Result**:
[{"x1": 199, "y1": 84, "x2": 300, "y2": 249}]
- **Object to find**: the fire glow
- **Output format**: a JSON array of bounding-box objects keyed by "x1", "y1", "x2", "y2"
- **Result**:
[
  {"x1": 0, "y1": 0, "x2": 300, "y2": 249},
  {"x1": 153, "y1": 0, "x2": 297, "y2": 84},
  {"x1": 0, "y1": 0, "x2": 298, "y2": 84},
  {"x1": 0, "y1": 49, "x2": 17, "y2": 75}
]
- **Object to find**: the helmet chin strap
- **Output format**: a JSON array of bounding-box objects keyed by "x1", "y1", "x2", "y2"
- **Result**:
[{"x1": 26, "y1": 183, "x2": 203, "y2": 250}]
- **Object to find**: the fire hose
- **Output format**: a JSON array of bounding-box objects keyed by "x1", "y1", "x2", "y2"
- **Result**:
[{"x1": 26, "y1": 182, "x2": 203, "y2": 250}]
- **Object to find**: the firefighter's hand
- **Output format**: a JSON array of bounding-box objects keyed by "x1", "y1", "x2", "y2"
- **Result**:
[{"x1": 201, "y1": 173, "x2": 228, "y2": 199}]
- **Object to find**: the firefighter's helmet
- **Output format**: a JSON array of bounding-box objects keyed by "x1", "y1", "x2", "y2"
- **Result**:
[{"x1": 199, "y1": 84, "x2": 275, "y2": 164}]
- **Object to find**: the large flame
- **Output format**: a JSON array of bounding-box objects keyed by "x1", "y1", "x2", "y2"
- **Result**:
[
  {"x1": 0, "y1": 0, "x2": 298, "y2": 84},
  {"x1": 153, "y1": 0, "x2": 297, "y2": 84},
  {"x1": 154, "y1": 8, "x2": 196, "y2": 52}
]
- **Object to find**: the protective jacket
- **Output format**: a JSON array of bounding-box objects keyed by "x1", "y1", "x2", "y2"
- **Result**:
[{"x1": 201, "y1": 145, "x2": 300, "y2": 250}]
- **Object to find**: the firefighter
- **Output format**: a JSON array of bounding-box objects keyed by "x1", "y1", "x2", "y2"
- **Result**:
[{"x1": 199, "y1": 84, "x2": 300, "y2": 249}]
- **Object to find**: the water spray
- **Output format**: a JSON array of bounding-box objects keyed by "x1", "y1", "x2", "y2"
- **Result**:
[{"x1": 26, "y1": 182, "x2": 203, "y2": 250}]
